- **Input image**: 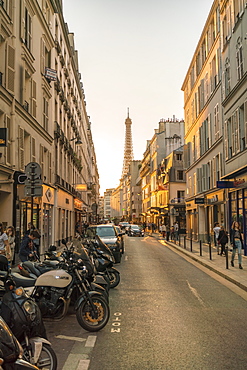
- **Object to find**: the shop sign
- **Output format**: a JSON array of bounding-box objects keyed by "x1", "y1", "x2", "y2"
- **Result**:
[
  {"x1": 45, "y1": 67, "x2": 57, "y2": 81},
  {"x1": 234, "y1": 179, "x2": 245, "y2": 188},
  {"x1": 208, "y1": 195, "x2": 218, "y2": 203},
  {"x1": 195, "y1": 198, "x2": 205, "y2": 204},
  {"x1": 216, "y1": 181, "x2": 234, "y2": 188}
]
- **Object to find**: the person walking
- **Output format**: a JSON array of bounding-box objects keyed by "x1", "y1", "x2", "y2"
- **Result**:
[
  {"x1": 218, "y1": 226, "x2": 228, "y2": 256},
  {"x1": 166, "y1": 224, "x2": 170, "y2": 241},
  {"x1": 230, "y1": 221, "x2": 243, "y2": 269},
  {"x1": 0, "y1": 223, "x2": 11, "y2": 266},
  {"x1": 213, "y1": 222, "x2": 221, "y2": 253},
  {"x1": 6, "y1": 226, "x2": 15, "y2": 265},
  {"x1": 160, "y1": 224, "x2": 166, "y2": 238},
  {"x1": 174, "y1": 222, "x2": 179, "y2": 241}
]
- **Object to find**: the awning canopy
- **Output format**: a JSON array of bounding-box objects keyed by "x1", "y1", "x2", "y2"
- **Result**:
[{"x1": 221, "y1": 165, "x2": 247, "y2": 179}]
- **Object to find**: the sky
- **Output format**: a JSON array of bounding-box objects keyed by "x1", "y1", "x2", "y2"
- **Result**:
[{"x1": 63, "y1": 0, "x2": 213, "y2": 195}]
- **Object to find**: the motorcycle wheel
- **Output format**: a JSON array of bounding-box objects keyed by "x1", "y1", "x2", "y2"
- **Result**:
[
  {"x1": 23, "y1": 342, "x2": 57, "y2": 370},
  {"x1": 108, "y1": 270, "x2": 120, "y2": 288},
  {"x1": 76, "y1": 295, "x2": 110, "y2": 332}
]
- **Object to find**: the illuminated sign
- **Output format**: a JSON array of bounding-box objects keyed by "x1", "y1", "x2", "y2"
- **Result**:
[{"x1": 75, "y1": 184, "x2": 87, "y2": 191}]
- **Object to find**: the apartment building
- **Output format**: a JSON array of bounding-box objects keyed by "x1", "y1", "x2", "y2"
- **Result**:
[
  {"x1": 182, "y1": 0, "x2": 224, "y2": 242},
  {"x1": 140, "y1": 118, "x2": 184, "y2": 227},
  {"x1": 220, "y1": 0, "x2": 247, "y2": 242},
  {"x1": 0, "y1": 0, "x2": 99, "y2": 251}
]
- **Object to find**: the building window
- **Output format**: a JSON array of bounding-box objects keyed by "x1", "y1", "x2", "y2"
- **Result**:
[
  {"x1": 236, "y1": 40, "x2": 244, "y2": 80},
  {"x1": 176, "y1": 154, "x2": 182, "y2": 161},
  {"x1": 177, "y1": 171, "x2": 183, "y2": 181},
  {"x1": 24, "y1": 7, "x2": 32, "y2": 50},
  {"x1": 43, "y1": 97, "x2": 48, "y2": 131},
  {"x1": 214, "y1": 104, "x2": 220, "y2": 141}
]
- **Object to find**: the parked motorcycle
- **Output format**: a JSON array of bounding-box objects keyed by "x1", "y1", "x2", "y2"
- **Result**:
[
  {"x1": 84, "y1": 236, "x2": 120, "y2": 289},
  {"x1": 0, "y1": 272, "x2": 57, "y2": 370},
  {"x1": 0, "y1": 316, "x2": 40, "y2": 369},
  {"x1": 18, "y1": 243, "x2": 109, "y2": 302},
  {"x1": 1, "y1": 253, "x2": 110, "y2": 332}
]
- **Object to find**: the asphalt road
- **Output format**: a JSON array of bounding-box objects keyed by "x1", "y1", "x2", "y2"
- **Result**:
[{"x1": 45, "y1": 235, "x2": 247, "y2": 370}]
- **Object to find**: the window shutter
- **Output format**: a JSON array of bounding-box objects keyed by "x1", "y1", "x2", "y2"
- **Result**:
[
  {"x1": 5, "y1": 115, "x2": 11, "y2": 164},
  {"x1": 31, "y1": 137, "x2": 36, "y2": 162},
  {"x1": 41, "y1": 38, "x2": 45, "y2": 75},
  {"x1": 196, "y1": 168, "x2": 201, "y2": 193},
  {"x1": 245, "y1": 100, "x2": 247, "y2": 149},
  {"x1": 40, "y1": 144, "x2": 44, "y2": 177},
  {"x1": 235, "y1": 108, "x2": 240, "y2": 153},
  {"x1": 19, "y1": 127, "x2": 25, "y2": 171},
  {"x1": 202, "y1": 164, "x2": 207, "y2": 192},
  {"x1": 49, "y1": 152, "x2": 52, "y2": 183},
  {"x1": 31, "y1": 80, "x2": 37, "y2": 118},
  {"x1": 224, "y1": 120, "x2": 228, "y2": 160},
  {"x1": 6, "y1": 45, "x2": 15, "y2": 93}
]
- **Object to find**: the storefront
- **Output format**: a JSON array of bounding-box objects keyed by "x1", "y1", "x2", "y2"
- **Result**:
[
  {"x1": 205, "y1": 190, "x2": 226, "y2": 243},
  {"x1": 56, "y1": 188, "x2": 74, "y2": 245}
]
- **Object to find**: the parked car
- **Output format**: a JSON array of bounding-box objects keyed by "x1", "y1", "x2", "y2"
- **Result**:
[
  {"x1": 128, "y1": 224, "x2": 144, "y2": 237},
  {"x1": 85, "y1": 224, "x2": 123, "y2": 263},
  {"x1": 115, "y1": 225, "x2": 125, "y2": 254},
  {"x1": 119, "y1": 222, "x2": 131, "y2": 233}
]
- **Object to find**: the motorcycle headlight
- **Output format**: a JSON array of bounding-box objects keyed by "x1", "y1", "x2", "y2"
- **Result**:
[{"x1": 23, "y1": 300, "x2": 36, "y2": 320}]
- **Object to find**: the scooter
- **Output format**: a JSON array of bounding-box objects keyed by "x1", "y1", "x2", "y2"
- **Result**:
[
  {"x1": 0, "y1": 272, "x2": 57, "y2": 370},
  {"x1": 0, "y1": 316, "x2": 40, "y2": 369},
  {"x1": 84, "y1": 236, "x2": 120, "y2": 289}
]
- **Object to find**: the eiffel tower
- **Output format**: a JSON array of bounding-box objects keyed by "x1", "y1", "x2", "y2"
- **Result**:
[{"x1": 121, "y1": 108, "x2": 134, "y2": 179}]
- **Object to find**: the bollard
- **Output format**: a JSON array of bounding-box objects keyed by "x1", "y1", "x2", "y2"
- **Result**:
[
  {"x1": 184, "y1": 235, "x2": 186, "y2": 249},
  {"x1": 190, "y1": 237, "x2": 193, "y2": 252},
  {"x1": 225, "y1": 246, "x2": 229, "y2": 269},
  {"x1": 209, "y1": 241, "x2": 212, "y2": 260},
  {"x1": 178, "y1": 234, "x2": 181, "y2": 247},
  {"x1": 199, "y1": 240, "x2": 202, "y2": 256}
]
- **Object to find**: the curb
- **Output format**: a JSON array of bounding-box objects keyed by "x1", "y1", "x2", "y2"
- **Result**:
[{"x1": 146, "y1": 232, "x2": 247, "y2": 293}]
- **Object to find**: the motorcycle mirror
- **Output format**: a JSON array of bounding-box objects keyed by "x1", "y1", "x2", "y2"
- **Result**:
[{"x1": 61, "y1": 239, "x2": 67, "y2": 246}]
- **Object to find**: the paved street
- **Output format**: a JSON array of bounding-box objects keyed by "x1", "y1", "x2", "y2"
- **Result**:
[{"x1": 44, "y1": 234, "x2": 247, "y2": 370}]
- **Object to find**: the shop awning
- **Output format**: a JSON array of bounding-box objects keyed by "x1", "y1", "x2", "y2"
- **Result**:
[{"x1": 221, "y1": 165, "x2": 247, "y2": 179}]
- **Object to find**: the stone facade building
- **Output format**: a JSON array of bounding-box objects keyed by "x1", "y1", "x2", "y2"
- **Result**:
[{"x1": 0, "y1": 0, "x2": 99, "y2": 252}]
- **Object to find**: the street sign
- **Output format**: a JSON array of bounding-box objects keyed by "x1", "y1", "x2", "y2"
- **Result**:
[
  {"x1": 195, "y1": 198, "x2": 205, "y2": 204},
  {"x1": 25, "y1": 162, "x2": 42, "y2": 180},
  {"x1": 24, "y1": 178, "x2": 42, "y2": 186},
  {"x1": 24, "y1": 185, "x2": 43, "y2": 197}
]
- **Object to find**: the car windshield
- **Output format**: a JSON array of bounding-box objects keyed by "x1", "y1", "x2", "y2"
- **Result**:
[
  {"x1": 96, "y1": 227, "x2": 116, "y2": 237},
  {"x1": 131, "y1": 225, "x2": 140, "y2": 230}
]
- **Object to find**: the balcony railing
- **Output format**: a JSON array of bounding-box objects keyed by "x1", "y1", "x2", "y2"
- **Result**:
[{"x1": 170, "y1": 198, "x2": 185, "y2": 204}]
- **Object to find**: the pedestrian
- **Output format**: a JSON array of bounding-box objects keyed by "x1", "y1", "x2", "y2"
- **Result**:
[
  {"x1": 0, "y1": 223, "x2": 11, "y2": 265},
  {"x1": 6, "y1": 226, "x2": 15, "y2": 265},
  {"x1": 166, "y1": 224, "x2": 170, "y2": 241},
  {"x1": 230, "y1": 221, "x2": 243, "y2": 269},
  {"x1": 174, "y1": 222, "x2": 179, "y2": 241},
  {"x1": 170, "y1": 225, "x2": 175, "y2": 240},
  {"x1": 25, "y1": 222, "x2": 35, "y2": 235},
  {"x1": 218, "y1": 226, "x2": 228, "y2": 256},
  {"x1": 213, "y1": 222, "x2": 221, "y2": 253},
  {"x1": 142, "y1": 222, "x2": 146, "y2": 232},
  {"x1": 19, "y1": 230, "x2": 39, "y2": 262},
  {"x1": 160, "y1": 224, "x2": 166, "y2": 238}
]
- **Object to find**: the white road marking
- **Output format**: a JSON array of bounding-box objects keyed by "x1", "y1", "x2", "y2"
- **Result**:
[
  {"x1": 186, "y1": 280, "x2": 206, "y2": 307},
  {"x1": 55, "y1": 335, "x2": 86, "y2": 342},
  {"x1": 76, "y1": 360, "x2": 90, "y2": 370},
  {"x1": 124, "y1": 255, "x2": 128, "y2": 260},
  {"x1": 85, "y1": 335, "x2": 97, "y2": 347}
]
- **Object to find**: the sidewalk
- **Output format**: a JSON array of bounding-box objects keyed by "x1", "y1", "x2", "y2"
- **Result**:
[{"x1": 147, "y1": 232, "x2": 247, "y2": 292}]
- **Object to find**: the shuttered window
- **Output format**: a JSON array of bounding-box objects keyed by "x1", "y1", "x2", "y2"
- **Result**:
[
  {"x1": 5, "y1": 115, "x2": 11, "y2": 165},
  {"x1": 31, "y1": 80, "x2": 37, "y2": 118},
  {"x1": 31, "y1": 137, "x2": 36, "y2": 162},
  {"x1": 19, "y1": 127, "x2": 25, "y2": 171},
  {"x1": 6, "y1": 45, "x2": 15, "y2": 93}
]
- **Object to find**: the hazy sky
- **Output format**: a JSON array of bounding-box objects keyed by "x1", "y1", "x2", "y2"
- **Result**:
[{"x1": 63, "y1": 0, "x2": 213, "y2": 195}]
